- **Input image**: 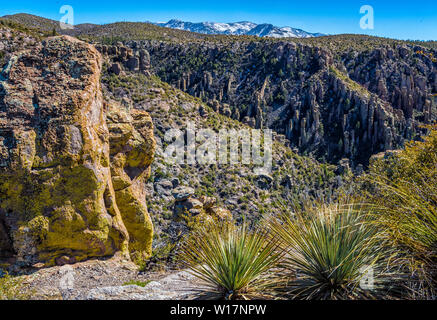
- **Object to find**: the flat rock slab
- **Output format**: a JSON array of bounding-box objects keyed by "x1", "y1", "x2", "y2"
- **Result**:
[
  {"x1": 21, "y1": 258, "x2": 203, "y2": 300},
  {"x1": 85, "y1": 271, "x2": 199, "y2": 300}
]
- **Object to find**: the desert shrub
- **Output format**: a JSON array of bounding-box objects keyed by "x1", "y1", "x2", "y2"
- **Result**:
[
  {"x1": 123, "y1": 280, "x2": 151, "y2": 287},
  {"x1": 0, "y1": 271, "x2": 30, "y2": 300},
  {"x1": 361, "y1": 127, "x2": 437, "y2": 299},
  {"x1": 268, "y1": 204, "x2": 391, "y2": 300},
  {"x1": 180, "y1": 222, "x2": 282, "y2": 300},
  {"x1": 137, "y1": 237, "x2": 179, "y2": 272}
]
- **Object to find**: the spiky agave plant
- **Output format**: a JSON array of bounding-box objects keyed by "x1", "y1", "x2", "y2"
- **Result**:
[
  {"x1": 269, "y1": 204, "x2": 389, "y2": 300},
  {"x1": 180, "y1": 222, "x2": 282, "y2": 300}
]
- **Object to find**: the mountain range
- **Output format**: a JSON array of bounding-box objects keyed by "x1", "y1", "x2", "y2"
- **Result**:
[{"x1": 156, "y1": 19, "x2": 325, "y2": 38}]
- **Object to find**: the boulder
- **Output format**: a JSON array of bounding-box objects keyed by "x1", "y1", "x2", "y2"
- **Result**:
[
  {"x1": 172, "y1": 186, "x2": 195, "y2": 202},
  {"x1": 139, "y1": 49, "x2": 151, "y2": 73},
  {"x1": 109, "y1": 62, "x2": 122, "y2": 75},
  {"x1": 171, "y1": 178, "x2": 180, "y2": 188},
  {"x1": 208, "y1": 207, "x2": 233, "y2": 221},
  {"x1": 174, "y1": 198, "x2": 204, "y2": 217},
  {"x1": 154, "y1": 179, "x2": 174, "y2": 196},
  {"x1": 126, "y1": 56, "x2": 139, "y2": 72},
  {"x1": 256, "y1": 174, "x2": 274, "y2": 190}
]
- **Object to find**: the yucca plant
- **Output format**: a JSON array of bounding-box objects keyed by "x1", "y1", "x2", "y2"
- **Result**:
[
  {"x1": 268, "y1": 204, "x2": 390, "y2": 300},
  {"x1": 180, "y1": 222, "x2": 282, "y2": 300}
]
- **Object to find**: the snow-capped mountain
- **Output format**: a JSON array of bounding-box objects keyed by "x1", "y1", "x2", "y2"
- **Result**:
[{"x1": 156, "y1": 19, "x2": 324, "y2": 38}]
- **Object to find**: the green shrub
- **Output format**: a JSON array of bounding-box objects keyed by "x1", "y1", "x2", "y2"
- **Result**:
[
  {"x1": 180, "y1": 222, "x2": 282, "y2": 300},
  {"x1": 269, "y1": 204, "x2": 391, "y2": 300},
  {"x1": 0, "y1": 272, "x2": 30, "y2": 300},
  {"x1": 361, "y1": 126, "x2": 437, "y2": 299},
  {"x1": 123, "y1": 280, "x2": 151, "y2": 287},
  {"x1": 137, "y1": 239, "x2": 178, "y2": 272}
]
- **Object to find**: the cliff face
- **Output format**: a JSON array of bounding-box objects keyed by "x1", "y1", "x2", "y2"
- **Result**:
[
  {"x1": 0, "y1": 35, "x2": 155, "y2": 266},
  {"x1": 126, "y1": 39, "x2": 436, "y2": 165},
  {"x1": 344, "y1": 46, "x2": 436, "y2": 123}
]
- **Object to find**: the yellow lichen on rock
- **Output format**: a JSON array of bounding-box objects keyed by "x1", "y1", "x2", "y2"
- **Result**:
[
  {"x1": 106, "y1": 101, "x2": 156, "y2": 263},
  {"x1": 0, "y1": 36, "x2": 155, "y2": 267}
]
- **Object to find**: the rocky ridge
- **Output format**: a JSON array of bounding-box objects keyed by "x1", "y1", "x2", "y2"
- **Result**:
[
  {"x1": 3, "y1": 16, "x2": 436, "y2": 168},
  {"x1": 124, "y1": 38, "x2": 436, "y2": 165}
]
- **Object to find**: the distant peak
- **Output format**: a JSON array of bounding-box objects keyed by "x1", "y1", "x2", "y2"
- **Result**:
[{"x1": 156, "y1": 19, "x2": 324, "y2": 38}]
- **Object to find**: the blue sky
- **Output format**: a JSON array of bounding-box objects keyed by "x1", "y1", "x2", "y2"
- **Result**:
[{"x1": 1, "y1": 0, "x2": 436, "y2": 40}]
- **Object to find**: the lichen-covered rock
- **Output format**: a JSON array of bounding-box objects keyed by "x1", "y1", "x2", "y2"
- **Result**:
[
  {"x1": 0, "y1": 36, "x2": 155, "y2": 267},
  {"x1": 106, "y1": 100, "x2": 156, "y2": 263},
  {"x1": 94, "y1": 44, "x2": 151, "y2": 76}
]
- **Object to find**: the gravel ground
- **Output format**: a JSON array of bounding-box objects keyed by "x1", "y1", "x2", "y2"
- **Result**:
[{"x1": 20, "y1": 257, "x2": 203, "y2": 300}]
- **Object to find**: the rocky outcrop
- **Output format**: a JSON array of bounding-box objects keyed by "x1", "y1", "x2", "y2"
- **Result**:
[
  {"x1": 172, "y1": 187, "x2": 232, "y2": 221},
  {"x1": 19, "y1": 256, "x2": 200, "y2": 300},
  {"x1": 106, "y1": 100, "x2": 156, "y2": 262},
  {"x1": 95, "y1": 43, "x2": 151, "y2": 76},
  {"x1": 132, "y1": 39, "x2": 436, "y2": 166},
  {"x1": 0, "y1": 36, "x2": 155, "y2": 267},
  {"x1": 344, "y1": 46, "x2": 436, "y2": 123},
  {"x1": 284, "y1": 66, "x2": 407, "y2": 164}
]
